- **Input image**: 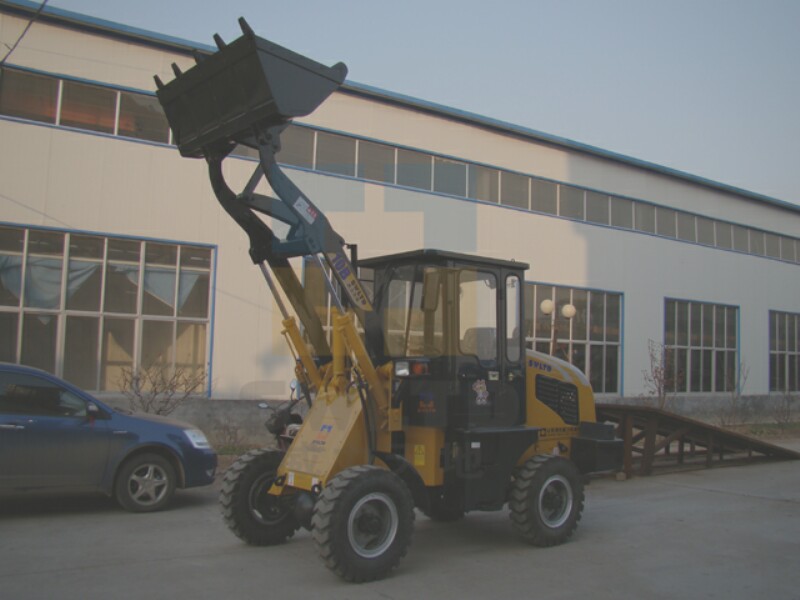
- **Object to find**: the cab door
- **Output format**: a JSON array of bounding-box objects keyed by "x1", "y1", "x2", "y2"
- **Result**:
[{"x1": 454, "y1": 268, "x2": 523, "y2": 428}]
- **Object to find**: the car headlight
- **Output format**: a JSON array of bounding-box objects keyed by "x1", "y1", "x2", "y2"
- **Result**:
[{"x1": 184, "y1": 428, "x2": 211, "y2": 450}]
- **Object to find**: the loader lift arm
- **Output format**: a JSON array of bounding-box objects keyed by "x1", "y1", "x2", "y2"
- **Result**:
[{"x1": 155, "y1": 17, "x2": 376, "y2": 364}]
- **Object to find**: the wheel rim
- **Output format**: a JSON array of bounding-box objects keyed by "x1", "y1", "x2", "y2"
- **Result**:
[
  {"x1": 347, "y1": 492, "x2": 399, "y2": 558},
  {"x1": 248, "y1": 472, "x2": 288, "y2": 526},
  {"x1": 537, "y1": 474, "x2": 573, "y2": 528},
  {"x1": 127, "y1": 463, "x2": 169, "y2": 507}
]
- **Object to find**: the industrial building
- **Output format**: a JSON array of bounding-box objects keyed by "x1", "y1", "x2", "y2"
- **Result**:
[{"x1": 1, "y1": 0, "x2": 798, "y2": 417}]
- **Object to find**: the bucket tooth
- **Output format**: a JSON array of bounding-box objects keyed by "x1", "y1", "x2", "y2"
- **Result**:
[
  {"x1": 171, "y1": 63, "x2": 182, "y2": 77},
  {"x1": 213, "y1": 33, "x2": 227, "y2": 50},
  {"x1": 192, "y1": 50, "x2": 205, "y2": 64},
  {"x1": 238, "y1": 17, "x2": 255, "y2": 38},
  {"x1": 153, "y1": 75, "x2": 164, "y2": 90}
]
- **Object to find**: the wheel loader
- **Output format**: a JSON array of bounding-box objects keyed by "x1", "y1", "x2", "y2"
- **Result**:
[{"x1": 155, "y1": 19, "x2": 623, "y2": 583}]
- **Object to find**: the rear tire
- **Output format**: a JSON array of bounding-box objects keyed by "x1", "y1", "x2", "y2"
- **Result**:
[
  {"x1": 312, "y1": 465, "x2": 414, "y2": 583},
  {"x1": 219, "y1": 449, "x2": 298, "y2": 546},
  {"x1": 509, "y1": 455, "x2": 584, "y2": 546}
]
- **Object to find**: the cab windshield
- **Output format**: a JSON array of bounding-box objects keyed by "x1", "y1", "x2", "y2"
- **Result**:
[{"x1": 383, "y1": 265, "x2": 444, "y2": 358}]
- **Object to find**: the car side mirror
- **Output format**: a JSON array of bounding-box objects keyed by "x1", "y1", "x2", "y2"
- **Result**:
[{"x1": 86, "y1": 402, "x2": 106, "y2": 420}]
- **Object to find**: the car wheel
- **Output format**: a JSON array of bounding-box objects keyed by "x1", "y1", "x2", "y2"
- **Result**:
[{"x1": 115, "y1": 453, "x2": 176, "y2": 513}]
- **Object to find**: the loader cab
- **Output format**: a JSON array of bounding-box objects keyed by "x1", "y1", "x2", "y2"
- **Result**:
[{"x1": 362, "y1": 250, "x2": 528, "y2": 431}]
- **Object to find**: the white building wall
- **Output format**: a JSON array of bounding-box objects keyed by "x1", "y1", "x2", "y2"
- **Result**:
[{"x1": 1, "y1": 6, "x2": 798, "y2": 402}]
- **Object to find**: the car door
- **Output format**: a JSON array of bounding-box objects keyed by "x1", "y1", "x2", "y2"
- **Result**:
[{"x1": 0, "y1": 370, "x2": 112, "y2": 492}]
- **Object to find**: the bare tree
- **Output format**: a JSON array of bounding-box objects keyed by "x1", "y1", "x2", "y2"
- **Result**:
[
  {"x1": 772, "y1": 391, "x2": 797, "y2": 431},
  {"x1": 119, "y1": 364, "x2": 206, "y2": 416},
  {"x1": 641, "y1": 339, "x2": 682, "y2": 410},
  {"x1": 717, "y1": 361, "x2": 750, "y2": 428}
]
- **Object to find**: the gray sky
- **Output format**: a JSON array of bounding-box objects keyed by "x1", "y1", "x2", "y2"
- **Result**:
[{"x1": 45, "y1": 0, "x2": 800, "y2": 206}]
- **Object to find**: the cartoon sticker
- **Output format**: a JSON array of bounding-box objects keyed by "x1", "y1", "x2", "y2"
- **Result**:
[{"x1": 472, "y1": 379, "x2": 489, "y2": 406}]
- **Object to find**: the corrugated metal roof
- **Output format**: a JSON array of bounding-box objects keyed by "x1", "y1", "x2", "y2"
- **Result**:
[{"x1": 2, "y1": 0, "x2": 798, "y2": 215}]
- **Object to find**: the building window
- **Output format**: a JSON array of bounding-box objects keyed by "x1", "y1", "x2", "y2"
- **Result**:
[
  {"x1": 610, "y1": 196, "x2": 633, "y2": 229},
  {"x1": 732, "y1": 225, "x2": 749, "y2": 253},
  {"x1": 0, "y1": 67, "x2": 58, "y2": 123},
  {"x1": 769, "y1": 311, "x2": 799, "y2": 392},
  {"x1": 525, "y1": 283, "x2": 621, "y2": 394},
  {"x1": 0, "y1": 225, "x2": 212, "y2": 392},
  {"x1": 635, "y1": 203, "x2": 656, "y2": 234},
  {"x1": 531, "y1": 179, "x2": 558, "y2": 215},
  {"x1": 468, "y1": 165, "x2": 499, "y2": 203},
  {"x1": 397, "y1": 148, "x2": 432, "y2": 190},
  {"x1": 278, "y1": 124, "x2": 314, "y2": 169},
  {"x1": 118, "y1": 92, "x2": 169, "y2": 143},
  {"x1": 715, "y1": 222, "x2": 733, "y2": 250},
  {"x1": 765, "y1": 234, "x2": 781, "y2": 259},
  {"x1": 433, "y1": 157, "x2": 467, "y2": 197},
  {"x1": 750, "y1": 230, "x2": 766, "y2": 256},
  {"x1": 697, "y1": 217, "x2": 715, "y2": 246},
  {"x1": 559, "y1": 186, "x2": 585, "y2": 220},
  {"x1": 656, "y1": 207, "x2": 677, "y2": 238},
  {"x1": 781, "y1": 237, "x2": 796, "y2": 263},
  {"x1": 60, "y1": 79, "x2": 117, "y2": 134},
  {"x1": 357, "y1": 139, "x2": 395, "y2": 184},
  {"x1": 500, "y1": 171, "x2": 529, "y2": 209},
  {"x1": 586, "y1": 192, "x2": 610, "y2": 225},
  {"x1": 316, "y1": 131, "x2": 356, "y2": 177},
  {"x1": 664, "y1": 299, "x2": 738, "y2": 393},
  {"x1": 677, "y1": 212, "x2": 696, "y2": 243}
]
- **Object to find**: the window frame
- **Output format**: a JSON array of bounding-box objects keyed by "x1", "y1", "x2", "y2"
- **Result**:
[{"x1": 0, "y1": 225, "x2": 213, "y2": 392}]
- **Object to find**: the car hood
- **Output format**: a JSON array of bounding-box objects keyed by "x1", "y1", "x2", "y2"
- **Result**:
[{"x1": 116, "y1": 411, "x2": 195, "y2": 430}]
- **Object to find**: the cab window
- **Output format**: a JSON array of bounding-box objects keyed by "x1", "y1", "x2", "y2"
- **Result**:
[
  {"x1": 383, "y1": 265, "x2": 444, "y2": 357},
  {"x1": 458, "y1": 269, "x2": 497, "y2": 362}
]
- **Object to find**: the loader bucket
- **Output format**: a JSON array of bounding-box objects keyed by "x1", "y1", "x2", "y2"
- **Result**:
[{"x1": 155, "y1": 19, "x2": 347, "y2": 158}]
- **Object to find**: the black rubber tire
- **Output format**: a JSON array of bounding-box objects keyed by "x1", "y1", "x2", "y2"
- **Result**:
[
  {"x1": 115, "y1": 453, "x2": 176, "y2": 513},
  {"x1": 423, "y1": 488, "x2": 465, "y2": 522},
  {"x1": 311, "y1": 465, "x2": 414, "y2": 583},
  {"x1": 509, "y1": 455, "x2": 584, "y2": 547},
  {"x1": 219, "y1": 449, "x2": 298, "y2": 546}
]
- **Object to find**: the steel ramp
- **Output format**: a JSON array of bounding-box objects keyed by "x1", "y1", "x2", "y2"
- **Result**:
[{"x1": 596, "y1": 403, "x2": 800, "y2": 477}]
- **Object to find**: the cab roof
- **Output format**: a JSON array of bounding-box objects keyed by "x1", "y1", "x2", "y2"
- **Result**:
[{"x1": 358, "y1": 249, "x2": 529, "y2": 272}]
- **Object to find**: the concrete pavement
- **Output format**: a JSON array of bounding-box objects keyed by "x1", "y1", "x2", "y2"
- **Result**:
[{"x1": 1, "y1": 459, "x2": 799, "y2": 600}]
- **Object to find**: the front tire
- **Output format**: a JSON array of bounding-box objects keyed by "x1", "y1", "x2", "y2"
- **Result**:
[
  {"x1": 509, "y1": 455, "x2": 584, "y2": 546},
  {"x1": 219, "y1": 449, "x2": 298, "y2": 545},
  {"x1": 115, "y1": 453, "x2": 176, "y2": 512},
  {"x1": 312, "y1": 465, "x2": 414, "y2": 583}
]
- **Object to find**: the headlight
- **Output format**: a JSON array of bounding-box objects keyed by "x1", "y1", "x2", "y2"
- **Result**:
[
  {"x1": 184, "y1": 428, "x2": 211, "y2": 449},
  {"x1": 394, "y1": 361, "x2": 410, "y2": 377}
]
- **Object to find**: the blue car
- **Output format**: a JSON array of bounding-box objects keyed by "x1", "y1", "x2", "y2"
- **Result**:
[{"x1": 0, "y1": 363, "x2": 217, "y2": 512}]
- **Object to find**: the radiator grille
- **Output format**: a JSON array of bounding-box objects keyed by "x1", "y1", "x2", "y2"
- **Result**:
[{"x1": 535, "y1": 375, "x2": 579, "y2": 425}]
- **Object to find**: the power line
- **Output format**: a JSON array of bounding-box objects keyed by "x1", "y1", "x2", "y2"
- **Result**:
[{"x1": 0, "y1": 0, "x2": 50, "y2": 67}]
